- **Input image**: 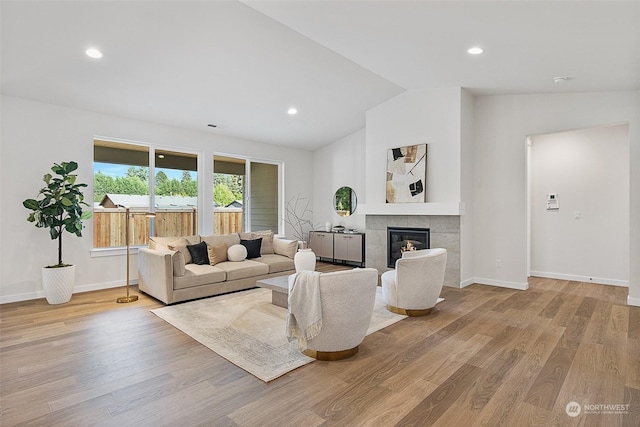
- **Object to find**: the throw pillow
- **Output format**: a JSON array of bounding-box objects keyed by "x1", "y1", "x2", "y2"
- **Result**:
[
  {"x1": 240, "y1": 238, "x2": 262, "y2": 259},
  {"x1": 187, "y1": 241, "x2": 209, "y2": 265},
  {"x1": 201, "y1": 233, "x2": 240, "y2": 248},
  {"x1": 167, "y1": 237, "x2": 193, "y2": 264},
  {"x1": 251, "y1": 230, "x2": 274, "y2": 254},
  {"x1": 273, "y1": 238, "x2": 298, "y2": 259},
  {"x1": 207, "y1": 243, "x2": 228, "y2": 266},
  {"x1": 227, "y1": 244, "x2": 248, "y2": 262}
]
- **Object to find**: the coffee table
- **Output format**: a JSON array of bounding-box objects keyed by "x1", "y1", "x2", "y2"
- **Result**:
[{"x1": 256, "y1": 275, "x2": 290, "y2": 308}]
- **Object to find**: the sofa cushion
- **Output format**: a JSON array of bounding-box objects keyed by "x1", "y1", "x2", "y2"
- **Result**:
[
  {"x1": 201, "y1": 234, "x2": 240, "y2": 248},
  {"x1": 167, "y1": 236, "x2": 196, "y2": 264},
  {"x1": 173, "y1": 264, "x2": 226, "y2": 290},
  {"x1": 187, "y1": 241, "x2": 210, "y2": 265},
  {"x1": 207, "y1": 243, "x2": 228, "y2": 266},
  {"x1": 273, "y1": 238, "x2": 298, "y2": 259},
  {"x1": 215, "y1": 260, "x2": 269, "y2": 280},
  {"x1": 241, "y1": 238, "x2": 262, "y2": 259},
  {"x1": 255, "y1": 254, "x2": 295, "y2": 274},
  {"x1": 238, "y1": 232, "x2": 253, "y2": 240}
]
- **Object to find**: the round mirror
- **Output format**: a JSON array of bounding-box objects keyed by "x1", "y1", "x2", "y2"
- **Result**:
[{"x1": 333, "y1": 186, "x2": 357, "y2": 217}]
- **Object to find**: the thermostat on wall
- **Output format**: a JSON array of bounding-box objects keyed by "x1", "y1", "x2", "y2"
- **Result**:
[{"x1": 547, "y1": 193, "x2": 559, "y2": 210}]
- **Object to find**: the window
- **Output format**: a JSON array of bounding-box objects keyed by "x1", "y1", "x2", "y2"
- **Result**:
[
  {"x1": 213, "y1": 155, "x2": 281, "y2": 234},
  {"x1": 93, "y1": 139, "x2": 199, "y2": 248},
  {"x1": 93, "y1": 140, "x2": 150, "y2": 248},
  {"x1": 250, "y1": 161, "x2": 279, "y2": 231},
  {"x1": 154, "y1": 149, "x2": 198, "y2": 238},
  {"x1": 213, "y1": 156, "x2": 245, "y2": 234}
]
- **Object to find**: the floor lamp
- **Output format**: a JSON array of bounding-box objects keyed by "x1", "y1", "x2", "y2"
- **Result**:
[{"x1": 117, "y1": 206, "x2": 138, "y2": 303}]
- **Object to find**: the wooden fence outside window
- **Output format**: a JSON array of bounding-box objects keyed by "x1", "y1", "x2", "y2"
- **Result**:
[{"x1": 93, "y1": 208, "x2": 243, "y2": 247}]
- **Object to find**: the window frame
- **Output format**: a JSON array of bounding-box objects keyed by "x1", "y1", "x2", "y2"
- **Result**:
[
  {"x1": 213, "y1": 152, "x2": 283, "y2": 235},
  {"x1": 91, "y1": 136, "x2": 202, "y2": 255}
]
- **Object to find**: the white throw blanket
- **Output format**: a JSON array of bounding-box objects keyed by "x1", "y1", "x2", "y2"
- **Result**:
[{"x1": 286, "y1": 271, "x2": 322, "y2": 350}]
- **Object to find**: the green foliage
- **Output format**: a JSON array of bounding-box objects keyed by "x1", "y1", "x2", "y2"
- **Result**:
[
  {"x1": 213, "y1": 174, "x2": 243, "y2": 206},
  {"x1": 335, "y1": 186, "x2": 352, "y2": 212},
  {"x1": 155, "y1": 170, "x2": 169, "y2": 190},
  {"x1": 23, "y1": 161, "x2": 92, "y2": 267},
  {"x1": 157, "y1": 178, "x2": 183, "y2": 196},
  {"x1": 94, "y1": 169, "x2": 149, "y2": 202},
  {"x1": 181, "y1": 179, "x2": 197, "y2": 197},
  {"x1": 94, "y1": 167, "x2": 197, "y2": 201},
  {"x1": 115, "y1": 174, "x2": 148, "y2": 195},
  {"x1": 214, "y1": 174, "x2": 243, "y2": 193},
  {"x1": 127, "y1": 166, "x2": 149, "y2": 181},
  {"x1": 214, "y1": 183, "x2": 236, "y2": 207}
]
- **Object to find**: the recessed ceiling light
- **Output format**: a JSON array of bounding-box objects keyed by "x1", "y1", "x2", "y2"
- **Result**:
[
  {"x1": 287, "y1": 108, "x2": 298, "y2": 115},
  {"x1": 467, "y1": 47, "x2": 484, "y2": 55},
  {"x1": 85, "y1": 48, "x2": 103, "y2": 59},
  {"x1": 157, "y1": 154, "x2": 165, "y2": 159},
  {"x1": 553, "y1": 76, "x2": 571, "y2": 83}
]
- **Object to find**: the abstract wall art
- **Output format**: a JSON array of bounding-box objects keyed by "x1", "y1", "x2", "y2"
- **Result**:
[{"x1": 386, "y1": 143, "x2": 427, "y2": 203}]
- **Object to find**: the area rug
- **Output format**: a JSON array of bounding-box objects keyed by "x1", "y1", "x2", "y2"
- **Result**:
[{"x1": 151, "y1": 287, "x2": 407, "y2": 382}]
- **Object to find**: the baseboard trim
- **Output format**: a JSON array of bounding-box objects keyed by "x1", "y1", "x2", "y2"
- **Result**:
[
  {"x1": 0, "y1": 280, "x2": 137, "y2": 304},
  {"x1": 74, "y1": 279, "x2": 137, "y2": 294},
  {"x1": 530, "y1": 271, "x2": 628, "y2": 287},
  {"x1": 628, "y1": 295, "x2": 640, "y2": 307},
  {"x1": 472, "y1": 277, "x2": 529, "y2": 291},
  {"x1": 460, "y1": 278, "x2": 475, "y2": 288},
  {"x1": 0, "y1": 291, "x2": 44, "y2": 305}
]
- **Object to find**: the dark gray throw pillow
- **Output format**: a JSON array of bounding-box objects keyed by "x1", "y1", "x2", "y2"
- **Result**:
[
  {"x1": 240, "y1": 238, "x2": 262, "y2": 259},
  {"x1": 187, "y1": 241, "x2": 210, "y2": 265}
]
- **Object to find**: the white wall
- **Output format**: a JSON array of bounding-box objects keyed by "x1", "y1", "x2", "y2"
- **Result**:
[
  {"x1": 473, "y1": 91, "x2": 639, "y2": 305},
  {"x1": 312, "y1": 128, "x2": 366, "y2": 232},
  {"x1": 459, "y1": 89, "x2": 475, "y2": 285},
  {"x1": 365, "y1": 88, "x2": 462, "y2": 204},
  {"x1": 530, "y1": 124, "x2": 629, "y2": 286},
  {"x1": 1, "y1": 95, "x2": 313, "y2": 303}
]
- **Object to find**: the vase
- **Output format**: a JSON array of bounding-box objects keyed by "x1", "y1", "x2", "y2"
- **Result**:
[
  {"x1": 42, "y1": 264, "x2": 75, "y2": 304},
  {"x1": 294, "y1": 248, "x2": 316, "y2": 272},
  {"x1": 325, "y1": 221, "x2": 332, "y2": 232}
]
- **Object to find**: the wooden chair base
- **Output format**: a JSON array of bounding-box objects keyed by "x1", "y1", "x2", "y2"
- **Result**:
[
  {"x1": 303, "y1": 346, "x2": 359, "y2": 361},
  {"x1": 387, "y1": 305, "x2": 433, "y2": 317}
]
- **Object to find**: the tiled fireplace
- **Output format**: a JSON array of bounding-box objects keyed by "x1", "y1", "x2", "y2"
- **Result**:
[{"x1": 365, "y1": 215, "x2": 460, "y2": 287}]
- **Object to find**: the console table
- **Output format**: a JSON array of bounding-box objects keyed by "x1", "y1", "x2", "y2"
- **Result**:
[{"x1": 309, "y1": 231, "x2": 365, "y2": 267}]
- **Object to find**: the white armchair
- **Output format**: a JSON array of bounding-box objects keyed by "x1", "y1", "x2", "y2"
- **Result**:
[
  {"x1": 381, "y1": 248, "x2": 447, "y2": 316},
  {"x1": 288, "y1": 268, "x2": 378, "y2": 360}
]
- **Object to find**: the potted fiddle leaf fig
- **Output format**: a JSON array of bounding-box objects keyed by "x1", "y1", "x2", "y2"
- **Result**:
[{"x1": 23, "y1": 161, "x2": 92, "y2": 304}]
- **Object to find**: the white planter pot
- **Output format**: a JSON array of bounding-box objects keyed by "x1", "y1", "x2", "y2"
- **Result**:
[
  {"x1": 294, "y1": 248, "x2": 316, "y2": 272},
  {"x1": 42, "y1": 265, "x2": 75, "y2": 304}
]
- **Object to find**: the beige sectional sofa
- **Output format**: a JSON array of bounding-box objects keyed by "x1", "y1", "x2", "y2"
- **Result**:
[{"x1": 138, "y1": 231, "x2": 297, "y2": 304}]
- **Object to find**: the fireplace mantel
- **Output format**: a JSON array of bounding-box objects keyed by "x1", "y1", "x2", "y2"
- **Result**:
[{"x1": 359, "y1": 202, "x2": 464, "y2": 216}]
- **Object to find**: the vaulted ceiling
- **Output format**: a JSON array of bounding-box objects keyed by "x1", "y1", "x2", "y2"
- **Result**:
[{"x1": 2, "y1": 1, "x2": 638, "y2": 151}]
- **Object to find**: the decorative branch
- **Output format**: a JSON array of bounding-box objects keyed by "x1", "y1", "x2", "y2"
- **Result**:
[{"x1": 283, "y1": 194, "x2": 318, "y2": 242}]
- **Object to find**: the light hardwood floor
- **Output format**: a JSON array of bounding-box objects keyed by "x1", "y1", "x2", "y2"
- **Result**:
[{"x1": 1, "y1": 264, "x2": 639, "y2": 426}]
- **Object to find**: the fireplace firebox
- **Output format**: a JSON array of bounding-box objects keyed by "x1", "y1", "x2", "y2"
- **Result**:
[{"x1": 387, "y1": 227, "x2": 430, "y2": 268}]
